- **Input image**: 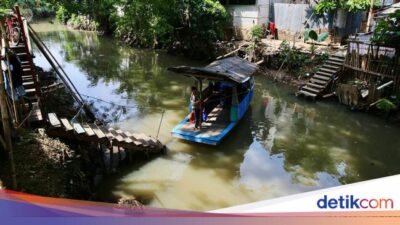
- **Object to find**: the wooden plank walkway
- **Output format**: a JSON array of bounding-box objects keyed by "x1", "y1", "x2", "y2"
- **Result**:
[{"x1": 45, "y1": 112, "x2": 165, "y2": 154}]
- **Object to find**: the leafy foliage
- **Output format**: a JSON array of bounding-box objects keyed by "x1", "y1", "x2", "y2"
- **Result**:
[
  {"x1": 304, "y1": 29, "x2": 329, "y2": 42},
  {"x1": 314, "y1": 0, "x2": 338, "y2": 14},
  {"x1": 314, "y1": 0, "x2": 375, "y2": 14},
  {"x1": 1, "y1": 0, "x2": 54, "y2": 19},
  {"x1": 371, "y1": 10, "x2": 400, "y2": 49},
  {"x1": 376, "y1": 98, "x2": 397, "y2": 112},
  {"x1": 55, "y1": 5, "x2": 68, "y2": 24},
  {"x1": 250, "y1": 25, "x2": 263, "y2": 41},
  {"x1": 50, "y1": 0, "x2": 229, "y2": 58}
]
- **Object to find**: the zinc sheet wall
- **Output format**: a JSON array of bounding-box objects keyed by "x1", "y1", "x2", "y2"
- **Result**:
[{"x1": 273, "y1": 3, "x2": 330, "y2": 32}]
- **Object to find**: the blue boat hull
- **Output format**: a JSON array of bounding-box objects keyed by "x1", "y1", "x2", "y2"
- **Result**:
[{"x1": 172, "y1": 89, "x2": 253, "y2": 145}]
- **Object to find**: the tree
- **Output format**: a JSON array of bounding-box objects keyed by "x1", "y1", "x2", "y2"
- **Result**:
[
  {"x1": 371, "y1": 10, "x2": 400, "y2": 51},
  {"x1": 313, "y1": 0, "x2": 377, "y2": 14}
]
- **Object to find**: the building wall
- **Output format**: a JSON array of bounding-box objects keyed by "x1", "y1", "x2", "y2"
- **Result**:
[
  {"x1": 226, "y1": 0, "x2": 298, "y2": 28},
  {"x1": 225, "y1": 0, "x2": 362, "y2": 40},
  {"x1": 226, "y1": 4, "x2": 260, "y2": 28}
]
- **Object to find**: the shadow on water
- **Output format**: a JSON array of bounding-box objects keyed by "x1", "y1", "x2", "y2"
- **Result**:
[{"x1": 31, "y1": 21, "x2": 400, "y2": 211}]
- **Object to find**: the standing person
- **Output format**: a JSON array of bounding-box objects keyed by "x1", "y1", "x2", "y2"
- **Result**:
[{"x1": 191, "y1": 86, "x2": 201, "y2": 130}]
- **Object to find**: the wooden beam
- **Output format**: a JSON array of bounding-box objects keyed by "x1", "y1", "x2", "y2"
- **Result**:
[
  {"x1": 60, "y1": 118, "x2": 74, "y2": 131},
  {"x1": 0, "y1": 20, "x2": 17, "y2": 189},
  {"x1": 343, "y1": 64, "x2": 394, "y2": 78},
  {"x1": 48, "y1": 113, "x2": 61, "y2": 127}
]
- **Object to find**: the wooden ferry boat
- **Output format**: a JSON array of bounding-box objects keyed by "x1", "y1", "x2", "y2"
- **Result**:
[{"x1": 168, "y1": 56, "x2": 258, "y2": 145}]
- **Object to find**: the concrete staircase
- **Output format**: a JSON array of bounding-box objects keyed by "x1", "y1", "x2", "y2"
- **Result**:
[{"x1": 297, "y1": 55, "x2": 345, "y2": 99}]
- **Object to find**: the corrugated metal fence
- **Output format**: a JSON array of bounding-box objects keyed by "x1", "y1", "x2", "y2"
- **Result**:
[{"x1": 273, "y1": 3, "x2": 329, "y2": 32}]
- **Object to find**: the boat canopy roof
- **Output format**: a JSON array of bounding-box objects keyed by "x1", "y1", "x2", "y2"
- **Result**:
[{"x1": 168, "y1": 56, "x2": 258, "y2": 84}]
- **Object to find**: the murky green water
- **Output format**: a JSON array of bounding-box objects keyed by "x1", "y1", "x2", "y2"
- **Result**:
[{"x1": 32, "y1": 21, "x2": 400, "y2": 211}]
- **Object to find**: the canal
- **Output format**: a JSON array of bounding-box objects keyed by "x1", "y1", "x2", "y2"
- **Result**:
[{"x1": 32, "y1": 21, "x2": 400, "y2": 211}]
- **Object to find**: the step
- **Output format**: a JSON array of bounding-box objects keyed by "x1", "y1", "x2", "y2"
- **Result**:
[
  {"x1": 60, "y1": 118, "x2": 74, "y2": 131},
  {"x1": 25, "y1": 88, "x2": 36, "y2": 95},
  {"x1": 108, "y1": 128, "x2": 124, "y2": 142},
  {"x1": 10, "y1": 44, "x2": 26, "y2": 49},
  {"x1": 323, "y1": 64, "x2": 340, "y2": 70},
  {"x1": 48, "y1": 113, "x2": 61, "y2": 127},
  {"x1": 98, "y1": 126, "x2": 113, "y2": 139},
  {"x1": 82, "y1": 123, "x2": 95, "y2": 136},
  {"x1": 307, "y1": 82, "x2": 325, "y2": 89},
  {"x1": 302, "y1": 86, "x2": 321, "y2": 94},
  {"x1": 310, "y1": 79, "x2": 327, "y2": 85},
  {"x1": 23, "y1": 81, "x2": 34, "y2": 87},
  {"x1": 320, "y1": 67, "x2": 337, "y2": 74},
  {"x1": 72, "y1": 122, "x2": 86, "y2": 135},
  {"x1": 89, "y1": 124, "x2": 106, "y2": 139},
  {"x1": 330, "y1": 55, "x2": 345, "y2": 59},
  {"x1": 326, "y1": 60, "x2": 343, "y2": 66},
  {"x1": 115, "y1": 130, "x2": 133, "y2": 144},
  {"x1": 130, "y1": 133, "x2": 150, "y2": 147},
  {"x1": 124, "y1": 131, "x2": 143, "y2": 146},
  {"x1": 316, "y1": 71, "x2": 334, "y2": 77},
  {"x1": 313, "y1": 75, "x2": 331, "y2": 81},
  {"x1": 298, "y1": 90, "x2": 317, "y2": 98},
  {"x1": 22, "y1": 75, "x2": 36, "y2": 79},
  {"x1": 29, "y1": 103, "x2": 43, "y2": 122},
  {"x1": 17, "y1": 52, "x2": 28, "y2": 57}
]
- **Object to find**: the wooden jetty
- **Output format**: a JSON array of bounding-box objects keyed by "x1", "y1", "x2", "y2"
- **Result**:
[{"x1": 297, "y1": 55, "x2": 345, "y2": 99}]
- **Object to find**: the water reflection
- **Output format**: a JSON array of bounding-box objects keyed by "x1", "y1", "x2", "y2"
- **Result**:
[{"x1": 31, "y1": 21, "x2": 400, "y2": 211}]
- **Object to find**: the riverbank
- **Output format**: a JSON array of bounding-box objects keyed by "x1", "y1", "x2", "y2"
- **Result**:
[{"x1": 0, "y1": 129, "x2": 95, "y2": 199}]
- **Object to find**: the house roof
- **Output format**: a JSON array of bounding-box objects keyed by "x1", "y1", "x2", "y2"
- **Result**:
[
  {"x1": 376, "y1": 2, "x2": 400, "y2": 18},
  {"x1": 168, "y1": 56, "x2": 258, "y2": 84}
]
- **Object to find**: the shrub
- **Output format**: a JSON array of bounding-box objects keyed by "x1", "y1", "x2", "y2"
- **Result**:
[
  {"x1": 56, "y1": 6, "x2": 69, "y2": 24},
  {"x1": 250, "y1": 25, "x2": 263, "y2": 41},
  {"x1": 376, "y1": 99, "x2": 397, "y2": 112}
]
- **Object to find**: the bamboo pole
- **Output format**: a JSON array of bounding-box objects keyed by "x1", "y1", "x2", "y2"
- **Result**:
[
  {"x1": 0, "y1": 21, "x2": 17, "y2": 189},
  {"x1": 366, "y1": 0, "x2": 375, "y2": 32},
  {"x1": 0, "y1": 23, "x2": 18, "y2": 125}
]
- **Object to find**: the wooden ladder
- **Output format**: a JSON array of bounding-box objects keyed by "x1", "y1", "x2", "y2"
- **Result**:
[
  {"x1": 297, "y1": 55, "x2": 345, "y2": 99},
  {"x1": 10, "y1": 6, "x2": 43, "y2": 123},
  {"x1": 46, "y1": 112, "x2": 165, "y2": 154}
]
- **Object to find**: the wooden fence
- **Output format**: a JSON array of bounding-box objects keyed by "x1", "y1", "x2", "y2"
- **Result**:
[{"x1": 344, "y1": 40, "x2": 400, "y2": 101}]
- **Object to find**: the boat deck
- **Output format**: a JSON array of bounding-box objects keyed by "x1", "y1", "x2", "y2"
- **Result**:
[
  {"x1": 180, "y1": 106, "x2": 229, "y2": 134},
  {"x1": 172, "y1": 105, "x2": 235, "y2": 145}
]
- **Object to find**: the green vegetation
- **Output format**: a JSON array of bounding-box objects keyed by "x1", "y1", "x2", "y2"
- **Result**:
[
  {"x1": 67, "y1": 14, "x2": 99, "y2": 31},
  {"x1": 376, "y1": 98, "x2": 397, "y2": 112},
  {"x1": 313, "y1": 0, "x2": 377, "y2": 14},
  {"x1": 0, "y1": 0, "x2": 54, "y2": 19},
  {"x1": 371, "y1": 10, "x2": 400, "y2": 51},
  {"x1": 249, "y1": 25, "x2": 263, "y2": 42},
  {"x1": 50, "y1": 0, "x2": 229, "y2": 58},
  {"x1": 304, "y1": 29, "x2": 329, "y2": 55},
  {"x1": 2, "y1": 0, "x2": 229, "y2": 58},
  {"x1": 271, "y1": 41, "x2": 329, "y2": 76}
]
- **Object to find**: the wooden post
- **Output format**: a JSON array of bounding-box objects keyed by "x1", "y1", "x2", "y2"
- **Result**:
[
  {"x1": 109, "y1": 142, "x2": 113, "y2": 172},
  {"x1": 0, "y1": 25, "x2": 17, "y2": 190},
  {"x1": 98, "y1": 143, "x2": 106, "y2": 170},
  {"x1": 117, "y1": 146, "x2": 121, "y2": 162},
  {"x1": 0, "y1": 22, "x2": 18, "y2": 125},
  {"x1": 366, "y1": 0, "x2": 375, "y2": 33},
  {"x1": 199, "y1": 78, "x2": 203, "y2": 128}
]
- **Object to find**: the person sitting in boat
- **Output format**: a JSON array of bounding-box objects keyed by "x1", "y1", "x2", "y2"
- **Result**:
[{"x1": 191, "y1": 86, "x2": 201, "y2": 130}]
